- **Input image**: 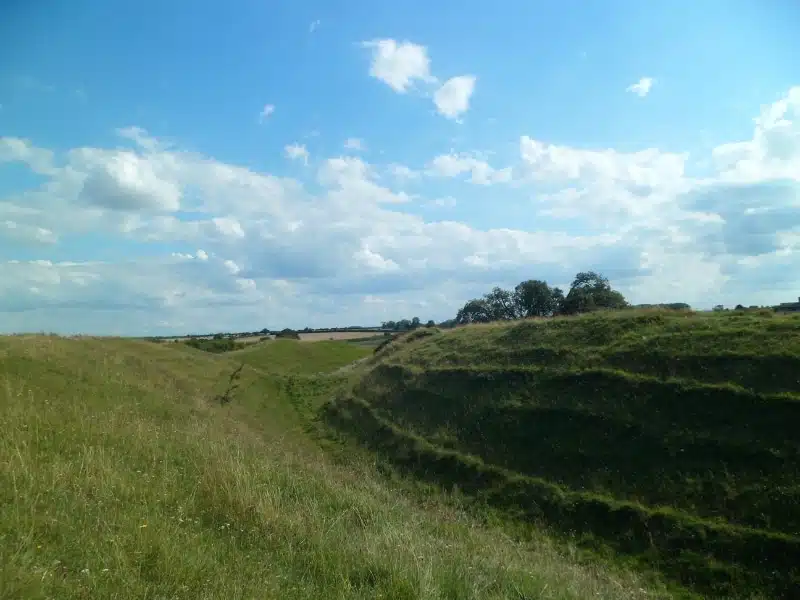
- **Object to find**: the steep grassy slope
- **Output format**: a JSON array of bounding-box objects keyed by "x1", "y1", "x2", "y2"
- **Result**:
[
  {"x1": 230, "y1": 338, "x2": 372, "y2": 374},
  {"x1": 0, "y1": 335, "x2": 661, "y2": 599},
  {"x1": 323, "y1": 310, "x2": 800, "y2": 599}
]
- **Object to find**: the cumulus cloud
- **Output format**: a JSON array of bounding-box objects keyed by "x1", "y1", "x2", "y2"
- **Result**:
[
  {"x1": 627, "y1": 77, "x2": 654, "y2": 97},
  {"x1": 0, "y1": 136, "x2": 56, "y2": 175},
  {"x1": 428, "y1": 153, "x2": 512, "y2": 185},
  {"x1": 284, "y1": 143, "x2": 310, "y2": 165},
  {"x1": 712, "y1": 86, "x2": 800, "y2": 182},
  {"x1": 361, "y1": 39, "x2": 478, "y2": 120},
  {"x1": 361, "y1": 39, "x2": 435, "y2": 93},
  {"x1": 3, "y1": 87, "x2": 800, "y2": 334},
  {"x1": 318, "y1": 156, "x2": 413, "y2": 204},
  {"x1": 519, "y1": 136, "x2": 686, "y2": 187},
  {"x1": 74, "y1": 149, "x2": 182, "y2": 212},
  {"x1": 434, "y1": 75, "x2": 476, "y2": 120}
]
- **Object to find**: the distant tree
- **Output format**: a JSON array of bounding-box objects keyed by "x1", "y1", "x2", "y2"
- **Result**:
[
  {"x1": 713, "y1": 305, "x2": 725, "y2": 312},
  {"x1": 425, "y1": 320, "x2": 436, "y2": 328},
  {"x1": 456, "y1": 298, "x2": 493, "y2": 325},
  {"x1": 633, "y1": 303, "x2": 691, "y2": 311},
  {"x1": 514, "y1": 280, "x2": 562, "y2": 317},
  {"x1": 664, "y1": 302, "x2": 691, "y2": 310},
  {"x1": 735, "y1": 304, "x2": 745, "y2": 311},
  {"x1": 483, "y1": 287, "x2": 520, "y2": 320},
  {"x1": 560, "y1": 271, "x2": 627, "y2": 315},
  {"x1": 438, "y1": 318, "x2": 458, "y2": 329},
  {"x1": 411, "y1": 317, "x2": 421, "y2": 329},
  {"x1": 275, "y1": 328, "x2": 300, "y2": 340},
  {"x1": 381, "y1": 320, "x2": 397, "y2": 331}
]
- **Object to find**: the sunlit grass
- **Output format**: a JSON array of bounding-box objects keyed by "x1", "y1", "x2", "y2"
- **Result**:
[{"x1": 0, "y1": 334, "x2": 660, "y2": 599}]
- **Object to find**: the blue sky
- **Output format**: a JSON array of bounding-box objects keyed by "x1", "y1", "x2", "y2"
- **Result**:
[{"x1": 1, "y1": 0, "x2": 799, "y2": 334}]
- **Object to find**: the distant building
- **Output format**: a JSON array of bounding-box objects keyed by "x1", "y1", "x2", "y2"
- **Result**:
[{"x1": 776, "y1": 297, "x2": 800, "y2": 313}]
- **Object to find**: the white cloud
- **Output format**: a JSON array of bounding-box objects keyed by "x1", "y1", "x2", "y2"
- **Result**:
[
  {"x1": 361, "y1": 39, "x2": 435, "y2": 93},
  {"x1": 284, "y1": 143, "x2": 310, "y2": 165},
  {"x1": 259, "y1": 104, "x2": 275, "y2": 123},
  {"x1": 627, "y1": 77, "x2": 654, "y2": 98},
  {"x1": 73, "y1": 148, "x2": 182, "y2": 212},
  {"x1": 519, "y1": 136, "x2": 686, "y2": 188},
  {"x1": 433, "y1": 75, "x2": 477, "y2": 120},
  {"x1": 428, "y1": 153, "x2": 512, "y2": 185},
  {"x1": 117, "y1": 126, "x2": 160, "y2": 152},
  {"x1": 344, "y1": 138, "x2": 365, "y2": 151},
  {"x1": 388, "y1": 163, "x2": 420, "y2": 181},
  {"x1": 354, "y1": 244, "x2": 400, "y2": 272},
  {"x1": 361, "y1": 39, "x2": 478, "y2": 122},
  {"x1": 1, "y1": 220, "x2": 57, "y2": 244},
  {"x1": 4, "y1": 88, "x2": 800, "y2": 334},
  {"x1": 318, "y1": 156, "x2": 413, "y2": 204},
  {"x1": 223, "y1": 259, "x2": 241, "y2": 275},
  {"x1": 712, "y1": 86, "x2": 800, "y2": 182},
  {"x1": 0, "y1": 136, "x2": 56, "y2": 175}
]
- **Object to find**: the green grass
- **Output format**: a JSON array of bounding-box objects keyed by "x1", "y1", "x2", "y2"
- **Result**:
[
  {"x1": 230, "y1": 339, "x2": 372, "y2": 374},
  {"x1": 0, "y1": 334, "x2": 665, "y2": 599},
  {"x1": 324, "y1": 309, "x2": 800, "y2": 599}
]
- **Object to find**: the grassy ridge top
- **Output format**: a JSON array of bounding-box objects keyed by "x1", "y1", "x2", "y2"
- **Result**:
[
  {"x1": 0, "y1": 334, "x2": 662, "y2": 599},
  {"x1": 325, "y1": 310, "x2": 800, "y2": 598},
  {"x1": 378, "y1": 310, "x2": 800, "y2": 389}
]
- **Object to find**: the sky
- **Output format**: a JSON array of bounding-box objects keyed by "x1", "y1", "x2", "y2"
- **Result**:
[{"x1": 1, "y1": 0, "x2": 799, "y2": 335}]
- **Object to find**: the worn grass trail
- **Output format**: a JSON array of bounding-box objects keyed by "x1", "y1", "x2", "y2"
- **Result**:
[{"x1": 0, "y1": 334, "x2": 662, "y2": 599}]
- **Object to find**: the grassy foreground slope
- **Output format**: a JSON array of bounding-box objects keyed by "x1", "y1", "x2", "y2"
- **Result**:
[
  {"x1": 0, "y1": 335, "x2": 662, "y2": 599},
  {"x1": 323, "y1": 310, "x2": 800, "y2": 599}
]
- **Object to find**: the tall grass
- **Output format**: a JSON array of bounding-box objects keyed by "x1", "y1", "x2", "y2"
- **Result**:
[
  {"x1": 324, "y1": 310, "x2": 800, "y2": 599},
  {"x1": 0, "y1": 334, "x2": 661, "y2": 599}
]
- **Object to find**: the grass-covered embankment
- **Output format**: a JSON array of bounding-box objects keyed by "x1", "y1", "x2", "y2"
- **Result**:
[
  {"x1": 323, "y1": 310, "x2": 800, "y2": 599},
  {"x1": 0, "y1": 334, "x2": 661, "y2": 599}
]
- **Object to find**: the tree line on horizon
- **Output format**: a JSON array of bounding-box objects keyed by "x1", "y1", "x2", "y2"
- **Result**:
[
  {"x1": 453, "y1": 271, "x2": 629, "y2": 325},
  {"x1": 382, "y1": 271, "x2": 692, "y2": 331}
]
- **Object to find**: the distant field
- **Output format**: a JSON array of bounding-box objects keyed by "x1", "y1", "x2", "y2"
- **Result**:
[
  {"x1": 156, "y1": 331, "x2": 385, "y2": 343},
  {"x1": 298, "y1": 330, "x2": 384, "y2": 342},
  {"x1": 230, "y1": 338, "x2": 373, "y2": 374}
]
